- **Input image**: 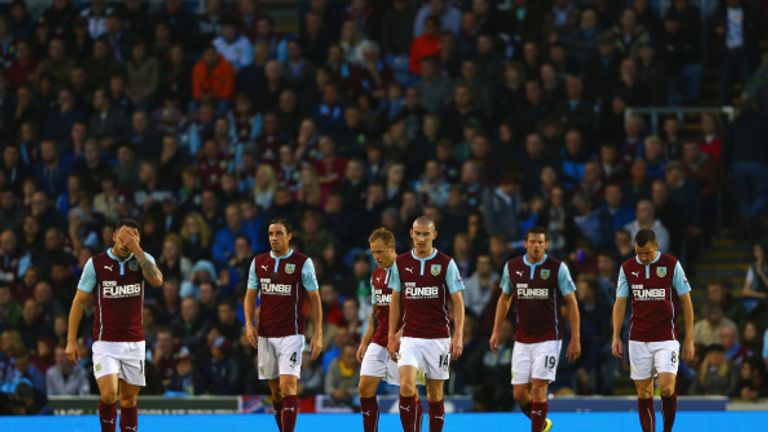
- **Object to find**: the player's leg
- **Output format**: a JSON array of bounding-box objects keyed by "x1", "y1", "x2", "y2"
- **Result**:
[
  {"x1": 529, "y1": 341, "x2": 560, "y2": 432},
  {"x1": 359, "y1": 343, "x2": 387, "y2": 432},
  {"x1": 268, "y1": 379, "x2": 283, "y2": 431},
  {"x1": 279, "y1": 375, "x2": 299, "y2": 432},
  {"x1": 426, "y1": 379, "x2": 445, "y2": 432},
  {"x1": 259, "y1": 336, "x2": 283, "y2": 431},
  {"x1": 397, "y1": 337, "x2": 423, "y2": 432},
  {"x1": 423, "y1": 338, "x2": 451, "y2": 432},
  {"x1": 118, "y1": 380, "x2": 141, "y2": 432},
  {"x1": 277, "y1": 335, "x2": 304, "y2": 432},
  {"x1": 653, "y1": 341, "x2": 681, "y2": 432},
  {"x1": 96, "y1": 374, "x2": 119, "y2": 432},
  {"x1": 630, "y1": 341, "x2": 657, "y2": 432},
  {"x1": 511, "y1": 342, "x2": 534, "y2": 420}
]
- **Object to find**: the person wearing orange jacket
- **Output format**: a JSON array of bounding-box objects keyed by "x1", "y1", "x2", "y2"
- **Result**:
[
  {"x1": 408, "y1": 15, "x2": 442, "y2": 75},
  {"x1": 192, "y1": 45, "x2": 235, "y2": 103}
]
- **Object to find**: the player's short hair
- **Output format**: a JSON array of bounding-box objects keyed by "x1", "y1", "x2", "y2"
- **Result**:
[
  {"x1": 116, "y1": 218, "x2": 140, "y2": 233},
  {"x1": 412, "y1": 215, "x2": 435, "y2": 229},
  {"x1": 634, "y1": 229, "x2": 657, "y2": 246},
  {"x1": 368, "y1": 227, "x2": 395, "y2": 248},
  {"x1": 268, "y1": 218, "x2": 293, "y2": 234},
  {"x1": 525, "y1": 226, "x2": 549, "y2": 241}
]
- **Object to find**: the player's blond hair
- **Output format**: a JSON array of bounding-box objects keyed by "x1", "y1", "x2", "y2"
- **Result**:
[{"x1": 368, "y1": 227, "x2": 395, "y2": 248}]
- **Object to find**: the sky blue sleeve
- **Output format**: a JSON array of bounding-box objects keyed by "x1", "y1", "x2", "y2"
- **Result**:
[
  {"x1": 370, "y1": 276, "x2": 376, "y2": 305},
  {"x1": 616, "y1": 267, "x2": 629, "y2": 298},
  {"x1": 77, "y1": 258, "x2": 96, "y2": 293},
  {"x1": 763, "y1": 329, "x2": 768, "y2": 360},
  {"x1": 302, "y1": 259, "x2": 319, "y2": 292},
  {"x1": 500, "y1": 264, "x2": 511, "y2": 295},
  {"x1": 247, "y1": 260, "x2": 258, "y2": 291},
  {"x1": 557, "y1": 263, "x2": 577, "y2": 296},
  {"x1": 672, "y1": 261, "x2": 692, "y2": 296},
  {"x1": 388, "y1": 264, "x2": 401, "y2": 292},
  {"x1": 445, "y1": 259, "x2": 465, "y2": 294},
  {"x1": 143, "y1": 253, "x2": 156, "y2": 265}
]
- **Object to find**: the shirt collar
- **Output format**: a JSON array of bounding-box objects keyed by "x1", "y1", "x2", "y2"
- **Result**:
[
  {"x1": 270, "y1": 248, "x2": 294, "y2": 260},
  {"x1": 410, "y1": 248, "x2": 438, "y2": 262},
  {"x1": 523, "y1": 254, "x2": 548, "y2": 267},
  {"x1": 107, "y1": 248, "x2": 133, "y2": 263},
  {"x1": 635, "y1": 251, "x2": 661, "y2": 265}
]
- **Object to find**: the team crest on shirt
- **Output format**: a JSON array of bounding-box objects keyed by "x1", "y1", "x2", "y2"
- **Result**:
[
  {"x1": 430, "y1": 264, "x2": 442, "y2": 276},
  {"x1": 656, "y1": 267, "x2": 667, "y2": 278},
  {"x1": 540, "y1": 269, "x2": 551, "y2": 280},
  {"x1": 284, "y1": 263, "x2": 296, "y2": 274},
  {"x1": 128, "y1": 260, "x2": 140, "y2": 272},
  {"x1": 95, "y1": 363, "x2": 102, "y2": 372}
]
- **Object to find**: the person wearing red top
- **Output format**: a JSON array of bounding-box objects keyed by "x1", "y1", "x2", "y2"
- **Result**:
[
  {"x1": 192, "y1": 45, "x2": 235, "y2": 102},
  {"x1": 409, "y1": 15, "x2": 442, "y2": 74},
  {"x1": 312, "y1": 136, "x2": 348, "y2": 199},
  {"x1": 8, "y1": 40, "x2": 37, "y2": 89},
  {"x1": 698, "y1": 112, "x2": 723, "y2": 164}
]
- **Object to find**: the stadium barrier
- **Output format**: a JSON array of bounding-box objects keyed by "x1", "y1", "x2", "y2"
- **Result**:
[{"x1": 47, "y1": 395, "x2": 758, "y2": 415}]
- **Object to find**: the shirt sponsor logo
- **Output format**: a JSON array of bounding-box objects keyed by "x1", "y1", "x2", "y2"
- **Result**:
[
  {"x1": 404, "y1": 282, "x2": 439, "y2": 299},
  {"x1": 631, "y1": 287, "x2": 666, "y2": 301},
  {"x1": 102, "y1": 281, "x2": 141, "y2": 298},
  {"x1": 260, "y1": 279, "x2": 293, "y2": 295},
  {"x1": 374, "y1": 289, "x2": 391, "y2": 305},
  {"x1": 516, "y1": 287, "x2": 549, "y2": 300}
]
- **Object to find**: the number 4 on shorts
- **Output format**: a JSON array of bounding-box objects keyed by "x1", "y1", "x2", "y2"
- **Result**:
[{"x1": 290, "y1": 352, "x2": 298, "y2": 366}]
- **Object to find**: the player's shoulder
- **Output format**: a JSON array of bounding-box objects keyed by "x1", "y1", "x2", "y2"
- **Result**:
[
  {"x1": 619, "y1": 255, "x2": 638, "y2": 269},
  {"x1": 291, "y1": 250, "x2": 310, "y2": 262},
  {"x1": 435, "y1": 249, "x2": 453, "y2": 263},
  {"x1": 505, "y1": 255, "x2": 525, "y2": 267},
  {"x1": 394, "y1": 251, "x2": 411, "y2": 263},
  {"x1": 545, "y1": 255, "x2": 563, "y2": 267},
  {"x1": 657, "y1": 252, "x2": 679, "y2": 266}
]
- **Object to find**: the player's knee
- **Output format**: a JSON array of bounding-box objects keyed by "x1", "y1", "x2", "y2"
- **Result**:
[
  {"x1": 100, "y1": 391, "x2": 118, "y2": 405},
  {"x1": 400, "y1": 380, "x2": 416, "y2": 397},
  {"x1": 426, "y1": 386, "x2": 443, "y2": 402},
  {"x1": 660, "y1": 383, "x2": 675, "y2": 397},
  {"x1": 513, "y1": 387, "x2": 528, "y2": 402},
  {"x1": 119, "y1": 393, "x2": 137, "y2": 407},
  {"x1": 279, "y1": 381, "x2": 296, "y2": 396},
  {"x1": 358, "y1": 378, "x2": 376, "y2": 398}
]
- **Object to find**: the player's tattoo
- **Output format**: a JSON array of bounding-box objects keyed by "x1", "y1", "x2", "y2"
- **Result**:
[{"x1": 138, "y1": 256, "x2": 163, "y2": 285}]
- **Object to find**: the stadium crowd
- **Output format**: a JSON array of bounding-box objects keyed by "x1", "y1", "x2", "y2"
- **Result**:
[{"x1": 0, "y1": 0, "x2": 767, "y2": 414}]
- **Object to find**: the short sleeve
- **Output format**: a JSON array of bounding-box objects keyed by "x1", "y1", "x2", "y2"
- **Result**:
[
  {"x1": 557, "y1": 263, "x2": 576, "y2": 296},
  {"x1": 302, "y1": 258, "x2": 319, "y2": 292},
  {"x1": 445, "y1": 259, "x2": 465, "y2": 294},
  {"x1": 388, "y1": 263, "x2": 401, "y2": 292},
  {"x1": 247, "y1": 260, "x2": 258, "y2": 291},
  {"x1": 616, "y1": 267, "x2": 629, "y2": 298},
  {"x1": 672, "y1": 261, "x2": 692, "y2": 296},
  {"x1": 141, "y1": 252, "x2": 156, "y2": 265},
  {"x1": 77, "y1": 258, "x2": 97, "y2": 293},
  {"x1": 500, "y1": 264, "x2": 511, "y2": 295},
  {"x1": 370, "y1": 276, "x2": 376, "y2": 305}
]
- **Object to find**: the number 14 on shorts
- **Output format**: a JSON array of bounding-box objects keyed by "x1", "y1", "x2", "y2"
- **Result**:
[{"x1": 438, "y1": 354, "x2": 450, "y2": 370}]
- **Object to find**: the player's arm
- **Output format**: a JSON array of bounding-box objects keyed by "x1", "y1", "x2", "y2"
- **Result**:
[
  {"x1": 490, "y1": 264, "x2": 513, "y2": 351},
  {"x1": 66, "y1": 259, "x2": 96, "y2": 363},
  {"x1": 559, "y1": 263, "x2": 581, "y2": 362},
  {"x1": 387, "y1": 264, "x2": 402, "y2": 360},
  {"x1": 673, "y1": 261, "x2": 695, "y2": 362},
  {"x1": 357, "y1": 302, "x2": 376, "y2": 362},
  {"x1": 447, "y1": 259, "x2": 466, "y2": 359},
  {"x1": 121, "y1": 229, "x2": 163, "y2": 287},
  {"x1": 244, "y1": 259, "x2": 259, "y2": 348},
  {"x1": 611, "y1": 267, "x2": 630, "y2": 360},
  {"x1": 303, "y1": 259, "x2": 323, "y2": 360}
]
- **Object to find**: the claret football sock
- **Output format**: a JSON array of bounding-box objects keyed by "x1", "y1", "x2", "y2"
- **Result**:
[
  {"x1": 399, "y1": 395, "x2": 418, "y2": 432},
  {"x1": 662, "y1": 394, "x2": 677, "y2": 432},
  {"x1": 273, "y1": 399, "x2": 283, "y2": 431},
  {"x1": 428, "y1": 399, "x2": 445, "y2": 432},
  {"x1": 281, "y1": 395, "x2": 299, "y2": 432},
  {"x1": 119, "y1": 405, "x2": 137, "y2": 432},
  {"x1": 638, "y1": 398, "x2": 656, "y2": 432},
  {"x1": 360, "y1": 396, "x2": 379, "y2": 432},
  {"x1": 99, "y1": 401, "x2": 117, "y2": 432},
  {"x1": 530, "y1": 401, "x2": 547, "y2": 432}
]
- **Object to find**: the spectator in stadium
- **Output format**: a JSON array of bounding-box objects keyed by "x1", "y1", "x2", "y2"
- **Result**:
[
  {"x1": 706, "y1": 282, "x2": 748, "y2": 328},
  {"x1": 213, "y1": 17, "x2": 254, "y2": 71},
  {"x1": 741, "y1": 242, "x2": 768, "y2": 314},
  {"x1": 690, "y1": 344, "x2": 738, "y2": 396},
  {"x1": 197, "y1": 335, "x2": 238, "y2": 395},
  {"x1": 719, "y1": 325, "x2": 752, "y2": 367},
  {"x1": 324, "y1": 343, "x2": 360, "y2": 405},
  {"x1": 299, "y1": 349, "x2": 324, "y2": 396},
  {"x1": 0, "y1": 285, "x2": 21, "y2": 330},
  {"x1": 414, "y1": 0, "x2": 461, "y2": 37},
  {"x1": 125, "y1": 40, "x2": 159, "y2": 109},
  {"x1": 623, "y1": 199, "x2": 670, "y2": 252},
  {"x1": 463, "y1": 254, "x2": 498, "y2": 318},
  {"x1": 165, "y1": 347, "x2": 195, "y2": 396},
  {"x1": 192, "y1": 44, "x2": 235, "y2": 104},
  {"x1": 694, "y1": 304, "x2": 738, "y2": 347},
  {"x1": 734, "y1": 359, "x2": 768, "y2": 400},
  {"x1": 45, "y1": 344, "x2": 89, "y2": 396}
]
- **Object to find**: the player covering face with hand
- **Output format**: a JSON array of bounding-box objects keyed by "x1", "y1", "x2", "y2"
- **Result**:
[
  {"x1": 66, "y1": 219, "x2": 163, "y2": 432},
  {"x1": 490, "y1": 227, "x2": 581, "y2": 432},
  {"x1": 244, "y1": 219, "x2": 323, "y2": 432},
  {"x1": 612, "y1": 229, "x2": 694, "y2": 432}
]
